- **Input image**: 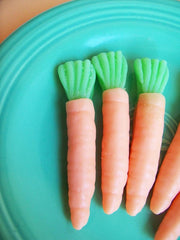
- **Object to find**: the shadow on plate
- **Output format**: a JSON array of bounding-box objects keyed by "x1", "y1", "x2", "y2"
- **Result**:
[
  {"x1": 172, "y1": 71, "x2": 180, "y2": 122},
  {"x1": 143, "y1": 209, "x2": 166, "y2": 239},
  {"x1": 92, "y1": 81, "x2": 103, "y2": 207},
  {"x1": 142, "y1": 188, "x2": 166, "y2": 238},
  {"x1": 54, "y1": 65, "x2": 70, "y2": 221}
]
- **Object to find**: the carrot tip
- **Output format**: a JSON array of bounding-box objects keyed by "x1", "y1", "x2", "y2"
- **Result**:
[
  {"x1": 70, "y1": 208, "x2": 90, "y2": 230},
  {"x1": 150, "y1": 208, "x2": 162, "y2": 215},
  {"x1": 126, "y1": 197, "x2": 146, "y2": 216},
  {"x1": 126, "y1": 209, "x2": 139, "y2": 217},
  {"x1": 103, "y1": 194, "x2": 121, "y2": 215},
  {"x1": 150, "y1": 203, "x2": 167, "y2": 215}
]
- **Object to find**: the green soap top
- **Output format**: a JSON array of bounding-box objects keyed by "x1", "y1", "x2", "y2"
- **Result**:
[
  {"x1": 134, "y1": 58, "x2": 169, "y2": 94},
  {"x1": 58, "y1": 59, "x2": 96, "y2": 100},
  {"x1": 91, "y1": 51, "x2": 128, "y2": 91}
]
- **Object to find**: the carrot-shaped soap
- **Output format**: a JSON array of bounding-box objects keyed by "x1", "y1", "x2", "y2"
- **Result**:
[
  {"x1": 155, "y1": 192, "x2": 180, "y2": 240},
  {"x1": 150, "y1": 123, "x2": 180, "y2": 214},
  {"x1": 126, "y1": 58, "x2": 169, "y2": 216},
  {"x1": 92, "y1": 51, "x2": 129, "y2": 214},
  {"x1": 58, "y1": 60, "x2": 96, "y2": 230}
]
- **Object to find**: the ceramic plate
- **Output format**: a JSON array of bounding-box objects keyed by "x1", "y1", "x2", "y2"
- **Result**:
[{"x1": 0, "y1": 0, "x2": 180, "y2": 239}]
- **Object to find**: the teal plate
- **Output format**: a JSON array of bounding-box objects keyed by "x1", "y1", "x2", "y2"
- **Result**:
[{"x1": 0, "y1": 0, "x2": 180, "y2": 239}]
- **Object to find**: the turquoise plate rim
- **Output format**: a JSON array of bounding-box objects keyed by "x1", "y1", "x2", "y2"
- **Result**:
[
  {"x1": 0, "y1": 0, "x2": 180, "y2": 113},
  {"x1": 0, "y1": 0, "x2": 180, "y2": 239}
]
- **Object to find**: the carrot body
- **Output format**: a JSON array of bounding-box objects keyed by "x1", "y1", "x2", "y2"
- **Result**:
[
  {"x1": 126, "y1": 93, "x2": 165, "y2": 216},
  {"x1": 150, "y1": 123, "x2": 180, "y2": 214},
  {"x1": 155, "y1": 192, "x2": 180, "y2": 240},
  {"x1": 66, "y1": 98, "x2": 96, "y2": 230},
  {"x1": 92, "y1": 51, "x2": 128, "y2": 214},
  {"x1": 102, "y1": 88, "x2": 129, "y2": 214}
]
